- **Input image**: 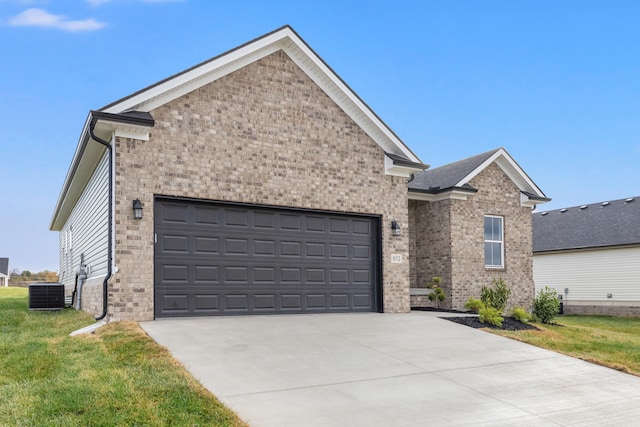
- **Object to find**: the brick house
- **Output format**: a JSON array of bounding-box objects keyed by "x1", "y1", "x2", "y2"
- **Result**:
[
  {"x1": 50, "y1": 26, "x2": 549, "y2": 321},
  {"x1": 409, "y1": 148, "x2": 549, "y2": 311}
]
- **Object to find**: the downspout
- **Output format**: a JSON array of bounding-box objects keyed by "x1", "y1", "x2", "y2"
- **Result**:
[{"x1": 89, "y1": 121, "x2": 113, "y2": 321}]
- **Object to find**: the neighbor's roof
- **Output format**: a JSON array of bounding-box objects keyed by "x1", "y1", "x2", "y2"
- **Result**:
[
  {"x1": 0, "y1": 258, "x2": 8, "y2": 275},
  {"x1": 408, "y1": 147, "x2": 549, "y2": 205},
  {"x1": 533, "y1": 197, "x2": 640, "y2": 252}
]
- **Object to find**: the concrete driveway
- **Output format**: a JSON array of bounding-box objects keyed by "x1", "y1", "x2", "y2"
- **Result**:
[{"x1": 141, "y1": 312, "x2": 640, "y2": 426}]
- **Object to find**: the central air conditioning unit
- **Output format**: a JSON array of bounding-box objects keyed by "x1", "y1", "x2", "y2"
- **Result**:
[{"x1": 28, "y1": 283, "x2": 65, "y2": 311}]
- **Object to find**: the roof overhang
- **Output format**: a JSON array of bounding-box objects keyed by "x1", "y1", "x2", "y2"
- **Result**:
[
  {"x1": 100, "y1": 25, "x2": 423, "y2": 167},
  {"x1": 50, "y1": 111, "x2": 154, "y2": 231},
  {"x1": 385, "y1": 153, "x2": 428, "y2": 178},
  {"x1": 521, "y1": 190, "x2": 552, "y2": 208},
  {"x1": 534, "y1": 243, "x2": 640, "y2": 255},
  {"x1": 408, "y1": 185, "x2": 478, "y2": 202}
]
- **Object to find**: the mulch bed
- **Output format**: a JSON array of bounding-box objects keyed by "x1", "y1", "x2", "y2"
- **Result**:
[
  {"x1": 412, "y1": 307, "x2": 540, "y2": 331},
  {"x1": 443, "y1": 316, "x2": 540, "y2": 331}
]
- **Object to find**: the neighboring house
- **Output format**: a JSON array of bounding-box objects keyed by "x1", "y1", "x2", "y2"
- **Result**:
[
  {"x1": 408, "y1": 148, "x2": 549, "y2": 310},
  {"x1": 50, "y1": 26, "x2": 548, "y2": 321},
  {"x1": 533, "y1": 197, "x2": 640, "y2": 316},
  {"x1": 0, "y1": 258, "x2": 8, "y2": 287}
]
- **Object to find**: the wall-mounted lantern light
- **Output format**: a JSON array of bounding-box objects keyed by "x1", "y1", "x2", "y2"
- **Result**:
[
  {"x1": 391, "y1": 220, "x2": 401, "y2": 236},
  {"x1": 133, "y1": 198, "x2": 143, "y2": 220}
]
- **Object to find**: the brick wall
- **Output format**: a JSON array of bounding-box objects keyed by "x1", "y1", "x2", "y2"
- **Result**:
[
  {"x1": 563, "y1": 301, "x2": 640, "y2": 316},
  {"x1": 110, "y1": 50, "x2": 410, "y2": 321},
  {"x1": 410, "y1": 163, "x2": 534, "y2": 311},
  {"x1": 408, "y1": 199, "x2": 453, "y2": 302}
]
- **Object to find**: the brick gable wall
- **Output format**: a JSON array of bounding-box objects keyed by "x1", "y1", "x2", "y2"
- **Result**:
[{"x1": 108, "y1": 50, "x2": 410, "y2": 321}]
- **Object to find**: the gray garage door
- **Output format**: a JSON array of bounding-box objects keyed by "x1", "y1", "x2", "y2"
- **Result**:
[{"x1": 154, "y1": 198, "x2": 380, "y2": 317}]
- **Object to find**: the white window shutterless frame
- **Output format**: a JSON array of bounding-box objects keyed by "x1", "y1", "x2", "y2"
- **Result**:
[{"x1": 484, "y1": 215, "x2": 504, "y2": 268}]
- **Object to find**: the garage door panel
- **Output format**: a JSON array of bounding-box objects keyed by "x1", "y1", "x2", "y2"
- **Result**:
[
  {"x1": 155, "y1": 199, "x2": 379, "y2": 317},
  {"x1": 194, "y1": 236, "x2": 219, "y2": 254},
  {"x1": 194, "y1": 265, "x2": 219, "y2": 283},
  {"x1": 194, "y1": 206, "x2": 220, "y2": 225},
  {"x1": 194, "y1": 294, "x2": 220, "y2": 311},
  {"x1": 281, "y1": 214, "x2": 301, "y2": 230}
]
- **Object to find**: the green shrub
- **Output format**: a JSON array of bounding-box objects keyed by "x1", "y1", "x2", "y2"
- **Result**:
[
  {"x1": 464, "y1": 297, "x2": 484, "y2": 313},
  {"x1": 479, "y1": 306, "x2": 503, "y2": 327},
  {"x1": 511, "y1": 306, "x2": 531, "y2": 323},
  {"x1": 532, "y1": 286, "x2": 560, "y2": 324},
  {"x1": 480, "y1": 278, "x2": 511, "y2": 313},
  {"x1": 426, "y1": 276, "x2": 446, "y2": 309}
]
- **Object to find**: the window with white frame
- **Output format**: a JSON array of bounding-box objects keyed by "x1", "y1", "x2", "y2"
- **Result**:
[{"x1": 484, "y1": 215, "x2": 504, "y2": 268}]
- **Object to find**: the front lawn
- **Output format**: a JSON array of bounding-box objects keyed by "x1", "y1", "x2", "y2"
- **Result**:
[
  {"x1": 0, "y1": 287, "x2": 246, "y2": 426},
  {"x1": 491, "y1": 315, "x2": 640, "y2": 376}
]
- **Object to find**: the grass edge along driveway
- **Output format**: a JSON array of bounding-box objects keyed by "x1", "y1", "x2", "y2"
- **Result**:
[
  {"x1": 491, "y1": 314, "x2": 640, "y2": 377},
  {"x1": 0, "y1": 287, "x2": 247, "y2": 426}
]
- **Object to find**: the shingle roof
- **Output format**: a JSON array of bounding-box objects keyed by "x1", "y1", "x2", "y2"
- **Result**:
[
  {"x1": 533, "y1": 197, "x2": 640, "y2": 252},
  {"x1": 0, "y1": 258, "x2": 8, "y2": 275},
  {"x1": 408, "y1": 148, "x2": 500, "y2": 193}
]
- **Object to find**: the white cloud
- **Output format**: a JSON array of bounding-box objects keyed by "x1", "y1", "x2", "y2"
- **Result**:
[{"x1": 9, "y1": 8, "x2": 106, "y2": 31}]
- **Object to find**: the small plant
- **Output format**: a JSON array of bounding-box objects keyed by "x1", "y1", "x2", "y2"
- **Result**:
[
  {"x1": 480, "y1": 278, "x2": 511, "y2": 313},
  {"x1": 426, "y1": 276, "x2": 446, "y2": 309},
  {"x1": 464, "y1": 297, "x2": 484, "y2": 313},
  {"x1": 532, "y1": 286, "x2": 560, "y2": 324},
  {"x1": 479, "y1": 306, "x2": 503, "y2": 327},
  {"x1": 511, "y1": 306, "x2": 531, "y2": 323}
]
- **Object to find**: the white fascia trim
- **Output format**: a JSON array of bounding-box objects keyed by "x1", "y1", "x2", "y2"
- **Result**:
[
  {"x1": 408, "y1": 189, "x2": 474, "y2": 202},
  {"x1": 384, "y1": 155, "x2": 424, "y2": 177},
  {"x1": 102, "y1": 27, "x2": 421, "y2": 164},
  {"x1": 520, "y1": 192, "x2": 548, "y2": 208},
  {"x1": 455, "y1": 148, "x2": 546, "y2": 199}
]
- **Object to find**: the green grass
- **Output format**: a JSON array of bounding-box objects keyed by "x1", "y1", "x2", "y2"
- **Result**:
[
  {"x1": 491, "y1": 315, "x2": 640, "y2": 376},
  {"x1": 0, "y1": 287, "x2": 246, "y2": 426}
]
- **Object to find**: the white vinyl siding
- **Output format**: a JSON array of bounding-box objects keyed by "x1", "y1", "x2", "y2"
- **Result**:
[
  {"x1": 59, "y1": 150, "x2": 110, "y2": 288},
  {"x1": 534, "y1": 246, "x2": 640, "y2": 301}
]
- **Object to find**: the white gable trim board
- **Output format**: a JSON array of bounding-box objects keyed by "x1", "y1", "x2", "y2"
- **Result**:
[
  {"x1": 100, "y1": 26, "x2": 422, "y2": 166},
  {"x1": 457, "y1": 148, "x2": 547, "y2": 206},
  {"x1": 51, "y1": 26, "x2": 426, "y2": 231}
]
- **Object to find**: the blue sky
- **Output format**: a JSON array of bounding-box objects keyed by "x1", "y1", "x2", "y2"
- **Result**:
[{"x1": 1, "y1": 1, "x2": 638, "y2": 272}]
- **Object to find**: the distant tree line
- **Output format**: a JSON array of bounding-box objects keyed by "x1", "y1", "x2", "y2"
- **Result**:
[{"x1": 10, "y1": 269, "x2": 59, "y2": 283}]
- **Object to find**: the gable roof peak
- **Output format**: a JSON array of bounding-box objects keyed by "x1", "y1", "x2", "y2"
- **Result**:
[
  {"x1": 408, "y1": 147, "x2": 549, "y2": 206},
  {"x1": 100, "y1": 25, "x2": 421, "y2": 164}
]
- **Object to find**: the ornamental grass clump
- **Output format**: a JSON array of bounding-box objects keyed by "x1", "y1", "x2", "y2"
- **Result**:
[
  {"x1": 479, "y1": 306, "x2": 503, "y2": 327},
  {"x1": 463, "y1": 297, "x2": 484, "y2": 313},
  {"x1": 511, "y1": 306, "x2": 531, "y2": 324}
]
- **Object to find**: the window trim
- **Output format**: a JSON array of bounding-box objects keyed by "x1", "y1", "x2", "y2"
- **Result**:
[{"x1": 484, "y1": 215, "x2": 504, "y2": 269}]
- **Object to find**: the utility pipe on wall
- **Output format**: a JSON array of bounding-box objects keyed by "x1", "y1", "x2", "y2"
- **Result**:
[{"x1": 88, "y1": 121, "x2": 113, "y2": 321}]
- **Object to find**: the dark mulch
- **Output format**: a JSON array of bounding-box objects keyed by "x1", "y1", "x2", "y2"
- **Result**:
[
  {"x1": 443, "y1": 316, "x2": 540, "y2": 331},
  {"x1": 412, "y1": 307, "x2": 541, "y2": 331}
]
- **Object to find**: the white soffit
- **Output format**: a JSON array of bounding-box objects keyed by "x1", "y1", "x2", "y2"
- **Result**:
[
  {"x1": 408, "y1": 189, "x2": 473, "y2": 202},
  {"x1": 101, "y1": 26, "x2": 421, "y2": 164}
]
